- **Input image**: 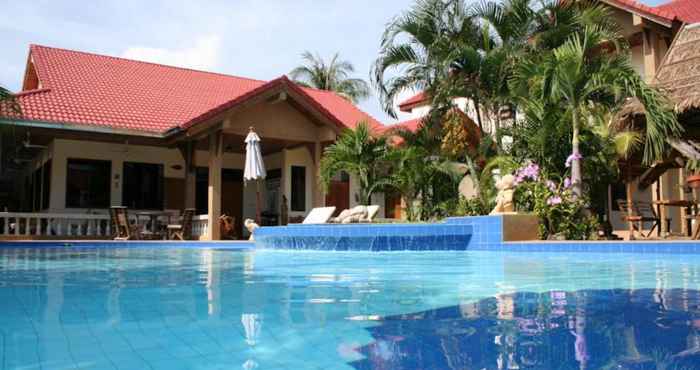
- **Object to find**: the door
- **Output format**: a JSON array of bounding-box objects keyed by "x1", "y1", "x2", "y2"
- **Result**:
[
  {"x1": 385, "y1": 189, "x2": 402, "y2": 219},
  {"x1": 326, "y1": 181, "x2": 350, "y2": 216}
]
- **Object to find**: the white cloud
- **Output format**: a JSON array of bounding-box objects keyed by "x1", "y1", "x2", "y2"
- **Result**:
[{"x1": 121, "y1": 35, "x2": 221, "y2": 70}]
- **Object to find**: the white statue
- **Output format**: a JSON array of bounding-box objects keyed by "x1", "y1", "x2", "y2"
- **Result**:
[
  {"x1": 490, "y1": 174, "x2": 516, "y2": 215},
  {"x1": 244, "y1": 218, "x2": 259, "y2": 240}
]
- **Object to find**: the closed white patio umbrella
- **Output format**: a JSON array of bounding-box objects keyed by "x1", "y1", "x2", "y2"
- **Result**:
[{"x1": 244, "y1": 127, "x2": 266, "y2": 224}]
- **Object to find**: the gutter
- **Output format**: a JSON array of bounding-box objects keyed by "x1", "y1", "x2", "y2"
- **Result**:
[{"x1": 0, "y1": 118, "x2": 167, "y2": 138}]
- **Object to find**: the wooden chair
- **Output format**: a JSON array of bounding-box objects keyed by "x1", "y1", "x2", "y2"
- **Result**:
[
  {"x1": 616, "y1": 200, "x2": 669, "y2": 239},
  {"x1": 110, "y1": 206, "x2": 139, "y2": 240},
  {"x1": 219, "y1": 214, "x2": 237, "y2": 240},
  {"x1": 167, "y1": 208, "x2": 195, "y2": 240},
  {"x1": 684, "y1": 211, "x2": 700, "y2": 240}
]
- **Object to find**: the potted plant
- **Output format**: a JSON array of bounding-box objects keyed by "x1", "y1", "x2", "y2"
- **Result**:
[{"x1": 686, "y1": 159, "x2": 700, "y2": 189}]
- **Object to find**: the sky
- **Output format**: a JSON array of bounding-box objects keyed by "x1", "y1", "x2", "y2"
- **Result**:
[{"x1": 0, "y1": 0, "x2": 666, "y2": 125}]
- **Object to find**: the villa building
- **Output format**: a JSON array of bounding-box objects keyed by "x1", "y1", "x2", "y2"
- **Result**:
[{"x1": 0, "y1": 45, "x2": 387, "y2": 240}]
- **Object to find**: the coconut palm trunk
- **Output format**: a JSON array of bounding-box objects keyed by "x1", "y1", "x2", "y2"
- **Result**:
[{"x1": 571, "y1": 109, "x2": 583, "y2": 197}]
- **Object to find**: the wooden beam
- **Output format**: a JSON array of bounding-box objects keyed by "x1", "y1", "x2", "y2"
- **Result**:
[
  {"x1": 206, "y1": 131, "x2": 223, "y2": 240},
  {"x1": 182, "y1": 141, "x2": 197, "y2": 209}
]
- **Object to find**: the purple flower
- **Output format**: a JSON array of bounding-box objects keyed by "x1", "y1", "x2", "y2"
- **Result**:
[
  {"x1": 563, "y1": 177, "x2": 572, "y2": 189},
  {"x1": 565, "y1": 153, "x2": 583, "y2": 168},
  {"x1": 546, "y1": 180, "x2": 557, "y2": 192},
  {"x1": 515, "y1": 162, "x2": 540, "y2": 183},
  {"x1": 547, "y1": 196, "x2": 563, "y2": 205}
]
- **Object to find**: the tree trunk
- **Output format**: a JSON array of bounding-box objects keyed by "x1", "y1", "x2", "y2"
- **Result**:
[
  {"x1": 474, "y1": 94, "x2": 484, "y2": 134},
  {"x1": 494, "y1": 104, "x2": 502, "y2": 154},
  {"x1": 571, "y1": 109, "x2": 583, "y2": 197}
]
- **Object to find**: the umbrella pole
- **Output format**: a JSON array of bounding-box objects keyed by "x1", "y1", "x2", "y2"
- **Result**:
[{"x1": 256, "y1": 180, "x2": 262, "y2": 225}]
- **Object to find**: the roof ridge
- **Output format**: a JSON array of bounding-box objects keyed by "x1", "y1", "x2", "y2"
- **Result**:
[
  {"x1": 14, "y1": 88, "x2": 50, "y2": 97},
  {"x1": 30, "y1": 44, "x2": 269, "y2": 84}
]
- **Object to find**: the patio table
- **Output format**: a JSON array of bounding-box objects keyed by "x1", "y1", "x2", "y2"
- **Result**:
[
  {"x1": 652, "y1": 200, "x2": 697, "y2": 237},
  {"x1": 135, "y1": 211, "x2": 177, "y2": 239}
]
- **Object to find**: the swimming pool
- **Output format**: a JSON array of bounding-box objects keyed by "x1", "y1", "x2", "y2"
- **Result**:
[{"x1": 2, "y1": 246, "x2": 700, "y2": 369}]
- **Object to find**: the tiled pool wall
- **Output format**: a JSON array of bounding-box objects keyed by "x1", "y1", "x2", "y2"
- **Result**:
[
  {"x1": 255, "y1": 215, "x2": 700, "y2": 253},
  {"x1": 254, "y1": 215, "x2": 502, "y2": 251},
  {"x1": 254, "y1": 222, "x2": 474, "y2": 251}
]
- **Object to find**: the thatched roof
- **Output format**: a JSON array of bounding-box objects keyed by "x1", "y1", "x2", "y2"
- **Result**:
[
  {"x1": 619, "y1": 23, "x2": 700, "y2": 118},
  {"x1": 655, "y1": 23, "x2": 700, "y2": 113}
]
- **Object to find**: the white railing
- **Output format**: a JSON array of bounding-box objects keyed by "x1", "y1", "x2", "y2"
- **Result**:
[
  {"x1": 0, "y1": 212, "x2": 211, "y2": 240},
  {"x1": 192, "y1": 215, "x2": 209, "y2": 239},
  {"x1": 0, "y1": 212, "x2": 112, "y2": 238}
]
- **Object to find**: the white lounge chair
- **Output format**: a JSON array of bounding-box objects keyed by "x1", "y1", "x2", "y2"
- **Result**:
[
  {"x1": 365, "y1": 205, "x2": 380, "y2": 222},
  {"x1": 302, "y1": 207, "x2": 337, "y2": 224},
  {"x1": 331, "y1": 205, "x2": 381, "y2": 223}
]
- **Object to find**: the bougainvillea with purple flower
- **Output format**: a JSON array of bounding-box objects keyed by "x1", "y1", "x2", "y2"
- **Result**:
[
  {"x1": 565, "y1": 153, "x2": 583, "y2": 168},
  {"x1": 512, "y1": 161, "x2": 598, "y2": 240}
]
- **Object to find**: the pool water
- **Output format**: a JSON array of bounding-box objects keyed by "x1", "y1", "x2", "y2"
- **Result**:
[{"x1": 1, "y1": 247, "x2": 700, "y2": 369}]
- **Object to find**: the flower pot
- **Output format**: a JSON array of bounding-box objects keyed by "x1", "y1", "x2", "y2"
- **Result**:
[{"x1": 687, "y1": 174, "x2": 700, "y2": 189}]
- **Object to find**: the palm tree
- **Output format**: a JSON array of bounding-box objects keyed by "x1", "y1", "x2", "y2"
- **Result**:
[
  {"x1": 372, "y1": 0, "x2": 477, "y2": 118},
  {"x1": 320, "y1": 122, "x2": 390, "y2": 205},
  {"x1": 290, "y1": 51, "x2": 370, "y2": 104},
  {"x1": 513, "y1": 25, "x2": 681, "y2": 196},
  {"x1": 386, "y1": 122, "x2": 464, "y2": 220}
]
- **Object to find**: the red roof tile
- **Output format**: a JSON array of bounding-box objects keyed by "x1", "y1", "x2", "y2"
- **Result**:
[
  {"x1": 11, "y1": 45, "x2": 383, "y2": 135},
  {"x1": 397, "y1": 92, "x2": 429, "y2": 112},
  {"x1": 656, "y1": 0, "x2": 700, "y2": 23}
]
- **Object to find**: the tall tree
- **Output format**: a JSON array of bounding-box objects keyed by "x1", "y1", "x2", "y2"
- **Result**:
[
  {"x1": 373, "y1": 0, "x2": 477, "y2": 118},
  {"x1": 290, "y1": 51, "x2": 370, "y2": 104}
]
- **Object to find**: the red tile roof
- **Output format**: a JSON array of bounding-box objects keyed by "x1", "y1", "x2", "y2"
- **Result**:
[
  {"x1": 397, "y1": 92, "x2": 429, "y2": 112},
  {"x1": 656, "y1": 0, "x2": 700, "y2": 23},
  {"x1": 603, "y1": 0, "x2": 700, "y2": 25},
  {"x1": 11, "y1": 45, "x2": 383, "y2": 135},
  {"x1": 389, "y1": 117, "x2": 424, "y2": 132},
  {"x1": 603, "y1": 0, "x2": 676, "y2": 24}
]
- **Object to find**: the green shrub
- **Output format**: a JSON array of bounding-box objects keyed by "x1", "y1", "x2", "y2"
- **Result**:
[{"x1": 453, "y1": 196, "x2": 491, "y2": 216}]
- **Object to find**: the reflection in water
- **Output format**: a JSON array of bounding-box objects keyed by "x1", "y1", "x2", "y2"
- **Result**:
[
  {"x1": 351, "y1": 289, "x2": 700, "y2": 370},
  {"x1": 4, "y1": 248, "x2": 700, "y2": 369}
]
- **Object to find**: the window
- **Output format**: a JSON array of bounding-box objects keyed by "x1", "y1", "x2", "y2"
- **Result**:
[
  {"x1": 66, "y1": 159, "x2": 111, "y2": 208},
  {"x1": 291, "y1": 166, "x2": 306, "y2": 211},
  {"x1": 123, "y1": 162, "x2": 164, "y2": 210}
]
